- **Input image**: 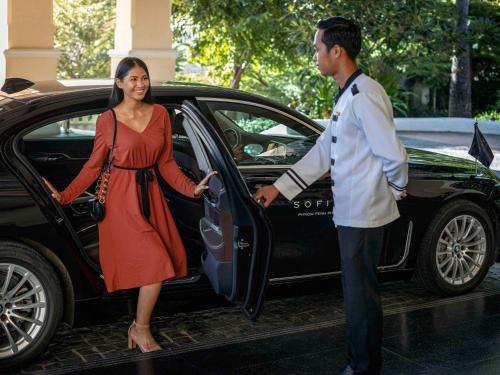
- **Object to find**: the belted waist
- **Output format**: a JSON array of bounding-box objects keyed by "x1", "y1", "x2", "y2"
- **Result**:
[{"x1": 114, "y1": 164, "x2": 156, "y2": 220}]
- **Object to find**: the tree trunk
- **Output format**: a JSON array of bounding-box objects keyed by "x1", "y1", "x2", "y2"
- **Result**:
[
  {"x1": 448, "y1": 0, "x2": 472, "y2": 117},
  {"x1": 231, "y1": 64, "x2": 245, "y2": 89}
]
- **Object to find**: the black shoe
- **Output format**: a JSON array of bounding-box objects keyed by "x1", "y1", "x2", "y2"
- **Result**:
[{"x1": 335, "y1": 365, "x2": 355, "y2": 375}]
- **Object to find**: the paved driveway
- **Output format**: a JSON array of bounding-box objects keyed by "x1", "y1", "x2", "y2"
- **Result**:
[{"x1": 10, "y1": 267, "x2": 500, "y2": 375}]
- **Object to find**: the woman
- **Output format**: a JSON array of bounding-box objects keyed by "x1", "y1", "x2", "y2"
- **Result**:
[{"x1": 43, "y1": 57, "x2": 216, "y2": 352}]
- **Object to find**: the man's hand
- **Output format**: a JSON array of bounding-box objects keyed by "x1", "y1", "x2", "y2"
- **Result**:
[
  {"x1": 253, "y1": 185, "x2": 279, "y2": 208},
  {"x1": 401, "y1": 190, "x2": 407, "y2": 198}
]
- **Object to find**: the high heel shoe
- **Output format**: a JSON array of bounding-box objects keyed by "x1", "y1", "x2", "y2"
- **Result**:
[{"x1": 128, "y1": 320, "x2": 162, "y2": 352}]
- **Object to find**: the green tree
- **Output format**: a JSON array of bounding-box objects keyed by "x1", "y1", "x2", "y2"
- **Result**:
[
  {"x1": 173, "y1": 0, "x2": 498, "y2": 118},
  {"x1": 172, "y1": 0, "x2": 299, "y2": 89},
  {"x1": 54, "y1": 0, "x2": 115, "y2": 79},
  {"x1": 449, "y1": 0, "x2": 472, "y2": 117},
  {"x1": 469, "y1": 0, "x2": 500, "y2": 115}
]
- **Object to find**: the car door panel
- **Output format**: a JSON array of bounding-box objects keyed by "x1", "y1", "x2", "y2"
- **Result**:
[
  {"x1": 182, "y1": 101, "x2": 273, "y2": 320},
  {"x1": 199, "y1": 174, "x2": 235, "y2": 296},
  {"x1": 245, "y1": 171, "x2": 340, "y2": 277},
  {"x1": 22, "y1": 137, "x2": 95, "y2": 187}
]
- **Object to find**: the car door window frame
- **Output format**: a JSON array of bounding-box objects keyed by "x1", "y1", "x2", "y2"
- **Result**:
[{"x1": 197, "y1": 98, "x2": 322, "y2": 170}]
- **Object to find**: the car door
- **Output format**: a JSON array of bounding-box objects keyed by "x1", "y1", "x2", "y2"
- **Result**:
[
  {"x1": 181, "y1": 101, "x2": 273, "y2": 320},
  {"x1": 16, "y1": 111, "x2": 105, "y2": 271},
  {"x1": 196, "y1": 99, "x2": 341, "y2": 280}
]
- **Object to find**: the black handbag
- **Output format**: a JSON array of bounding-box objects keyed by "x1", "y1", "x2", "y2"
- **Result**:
[{"x1": 88, "y1": 109, "x2": 118, "y2": 222}]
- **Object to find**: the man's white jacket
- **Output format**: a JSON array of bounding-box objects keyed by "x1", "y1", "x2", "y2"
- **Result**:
[{"x1": 274, "y1": 72, "x2": 408, "y2": 228}]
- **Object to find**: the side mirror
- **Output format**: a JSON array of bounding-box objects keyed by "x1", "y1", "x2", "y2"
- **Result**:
[
  {"x1": 244, "y1": 144, "x2": 264, "y2": 157},
  {"x1": 1, "y1": 78, "x2": 34, "y2": 94}
]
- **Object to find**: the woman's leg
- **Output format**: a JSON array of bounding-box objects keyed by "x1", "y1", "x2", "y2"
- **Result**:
[
  {"x1": 137, "y1": 282, "x2": 162, "y2": 325},
  {"x1": 130, "y1": 282, "x2": 162, "y2": 350}
]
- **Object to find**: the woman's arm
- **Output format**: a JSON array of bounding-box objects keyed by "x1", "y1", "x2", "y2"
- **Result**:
[
  {"x1": 58, "y1": 113, "x2": 110, "y2": 205},
  {"x1": 156, "y1": 111, "x2": 198, "y2": 198}
]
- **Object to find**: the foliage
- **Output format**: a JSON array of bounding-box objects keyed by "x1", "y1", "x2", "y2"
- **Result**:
[
  {"x1": 172, "y1": 0, "x2": 500, "y2": 118},
  {"x1": 172, "y1": 0, "x2": 459, "y2": 117},
  {"x1": 469, "y1": 0, "x2": 500, "y2": 114},
  {"x1": 238, "y1": 117, "x2": 276, "y2": 134},
  {"x1": 475, "y1": 111, "x2": 500, "y2": 122},
  {"x1": 172, "y1": 0, "x2": 299, "y2": 88},
  {"x1": 54, "y1": 0, "x2": 115, "y2": 79}
]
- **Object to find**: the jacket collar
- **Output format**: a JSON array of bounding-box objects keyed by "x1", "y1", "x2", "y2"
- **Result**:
[{"x1": 334, "y1": 69, "x2": 362, "y2": 104}]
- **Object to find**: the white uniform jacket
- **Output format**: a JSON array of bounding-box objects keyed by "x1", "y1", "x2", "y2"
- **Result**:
[{"x1": 274, "y1": 72, "x2": 408, "y2": 228}]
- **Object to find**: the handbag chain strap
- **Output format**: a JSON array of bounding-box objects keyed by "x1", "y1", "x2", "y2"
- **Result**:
[{"x1": 95, "y1": 109, "x2": 118, "y2": 204}]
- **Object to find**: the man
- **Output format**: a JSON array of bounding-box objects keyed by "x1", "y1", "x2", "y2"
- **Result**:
[{"x1": 253, "y1": 17, "x2": 408, "y2": 375}]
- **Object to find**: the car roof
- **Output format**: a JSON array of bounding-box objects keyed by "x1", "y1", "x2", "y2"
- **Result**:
[
  {"x1": 0, "y1": 79, "x2": 277, "y2": 106},
  {"x1": 1, "y1": 79, "x2": 311, "y2": 121},
  {"x1": 0, "y1": 79, "x2": 319, "y2": 133}
]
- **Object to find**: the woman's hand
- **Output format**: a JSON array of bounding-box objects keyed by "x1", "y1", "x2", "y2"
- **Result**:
[
  {"x1": 42, "y1": 177, "x2": 62, "y2": 203},
  {"x1": 194, "y1": 171, "x2": 218, "y2": 197}
]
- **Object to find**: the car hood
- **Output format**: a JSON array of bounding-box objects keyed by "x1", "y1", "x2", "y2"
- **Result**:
[{"x1": 407, "y1": 147, "x2": 497, "y2": 178}]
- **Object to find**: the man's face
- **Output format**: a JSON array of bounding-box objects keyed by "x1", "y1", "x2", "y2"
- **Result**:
[{"x1": 313, "y1": 29, "x2": 338, "y2": 77}]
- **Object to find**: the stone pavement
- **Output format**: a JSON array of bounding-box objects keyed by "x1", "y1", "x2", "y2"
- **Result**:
[{"x1": 8, "y1": 264, "x2": 500, "y2": 375}]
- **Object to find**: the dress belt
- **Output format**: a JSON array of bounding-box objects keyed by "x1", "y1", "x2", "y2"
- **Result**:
[{"x1": 114, "y1": 163, "x2": 156, "y2": 220}]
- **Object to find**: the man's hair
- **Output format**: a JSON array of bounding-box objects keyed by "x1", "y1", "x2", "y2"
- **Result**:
[{"x1": 316, "y1": 17, "x2": 361, "y2": 60}]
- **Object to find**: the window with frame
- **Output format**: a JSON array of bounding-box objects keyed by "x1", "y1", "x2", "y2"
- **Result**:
[
  {"x1": 23, "y1": 114, "x2": 99, "y2": 140},
  {"x1": 202, "y1": 101, "x2": 319, "y2": 166}
]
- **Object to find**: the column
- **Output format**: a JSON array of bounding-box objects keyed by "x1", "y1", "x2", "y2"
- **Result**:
[
  {"x1": 109, "y1": 0, "x2": 177, "y2": 82},
  {"x1": 3, "y1": 0, "x2": 60, "y2": 82}
]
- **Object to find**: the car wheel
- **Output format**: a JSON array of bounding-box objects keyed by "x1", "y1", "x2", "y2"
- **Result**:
[
  {"x1": 0, "y1": 241, "x2": 63, "y2": 370},
  {"x1": 415, "y1": 199, "x2": 495, "y2": 296}
]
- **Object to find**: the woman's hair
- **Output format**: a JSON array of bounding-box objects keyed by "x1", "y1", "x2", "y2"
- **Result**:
[
  {"x1": 108, "y1": 57, "x2": 154, "y2": 108},
  {"x1": 316, "y1": 17, "x2": 361, "y2": 60}
]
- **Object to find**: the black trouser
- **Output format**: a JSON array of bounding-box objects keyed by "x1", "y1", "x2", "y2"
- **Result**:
[{"x1": 337, "y1": 225, "x2": 385, "y2": 375}]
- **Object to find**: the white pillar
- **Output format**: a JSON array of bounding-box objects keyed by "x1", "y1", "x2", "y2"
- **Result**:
[
  {"x1": 109, "y1": 0, "x2": 177, "y2": 81},
  {"x1": 3, "y1": 0, "x2": 60, "y2": 82},
  {"x1": 0, "y1": 1, "x2": 8, "y2": 86}
]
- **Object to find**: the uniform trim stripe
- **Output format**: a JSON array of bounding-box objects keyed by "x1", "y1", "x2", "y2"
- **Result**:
[
  {"x1": 288, "y1": 169, "x2": 308, "y2": 189},
  {"x1": 388, "y1": 181, "x2": 406, "y2": 191},
  {"x1": 286, "y1": 170, "x2": 307, "y2": 190}
]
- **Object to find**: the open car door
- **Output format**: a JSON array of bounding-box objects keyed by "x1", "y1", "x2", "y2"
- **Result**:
[{"x1": 181, "y1": 101, "x2": 273, "y2": 321}]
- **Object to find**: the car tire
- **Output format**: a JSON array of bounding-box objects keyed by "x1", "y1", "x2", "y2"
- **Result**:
[
  {"x1": 0, "y1": 241, "x2": 63, "y2": 370},
  {"x1": 415, "y1": 199, "x2": 495, "y2": 296}
]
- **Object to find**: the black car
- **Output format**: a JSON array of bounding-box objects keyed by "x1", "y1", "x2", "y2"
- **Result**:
[{"x1": 0, "y1": 79, "x2": 499, "y2": 369}]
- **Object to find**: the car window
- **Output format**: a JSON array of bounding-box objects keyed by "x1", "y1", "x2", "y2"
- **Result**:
[
  {"x1": 23, "y1": 114, "x2": 98, "y2": 140},
  {"x1": 203, "y1": 101, "x2": 319, "y2": 166}
]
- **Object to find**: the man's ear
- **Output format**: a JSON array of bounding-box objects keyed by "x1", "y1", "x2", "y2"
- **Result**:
[{"x1": 329, "y1": 45, "x2": 342, "y2": 59}]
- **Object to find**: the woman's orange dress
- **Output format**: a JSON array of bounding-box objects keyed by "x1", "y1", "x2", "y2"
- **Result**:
[{"x1": 59, "y1": 104, "x2": 196, "y2": 292}]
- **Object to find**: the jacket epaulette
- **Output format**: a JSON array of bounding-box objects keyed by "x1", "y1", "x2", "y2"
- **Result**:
[{"x1": 351, "y1": 84, "x2": 359, "y2": 96}]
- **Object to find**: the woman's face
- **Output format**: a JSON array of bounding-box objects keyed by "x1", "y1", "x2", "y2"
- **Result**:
[{"x1": 116, "y1": 65, "x2": 150, "y2": 102}]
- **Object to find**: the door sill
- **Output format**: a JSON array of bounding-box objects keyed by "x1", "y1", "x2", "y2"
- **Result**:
[{"x1": 162, "y1": 272, "x2": 202, "y2": 285}]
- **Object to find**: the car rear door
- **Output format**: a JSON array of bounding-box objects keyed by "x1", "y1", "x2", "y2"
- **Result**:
[{"x1": 181, "y1": 101, "x2": 273, "y2": 321}]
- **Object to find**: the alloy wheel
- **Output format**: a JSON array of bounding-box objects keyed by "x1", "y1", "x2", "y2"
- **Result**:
[
  {"x1": 0, "y1": 263, "x2": 47, "y2": 359},
  {"x1": 435, "y1": 215, "x2": 487, "y2": 285}
]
